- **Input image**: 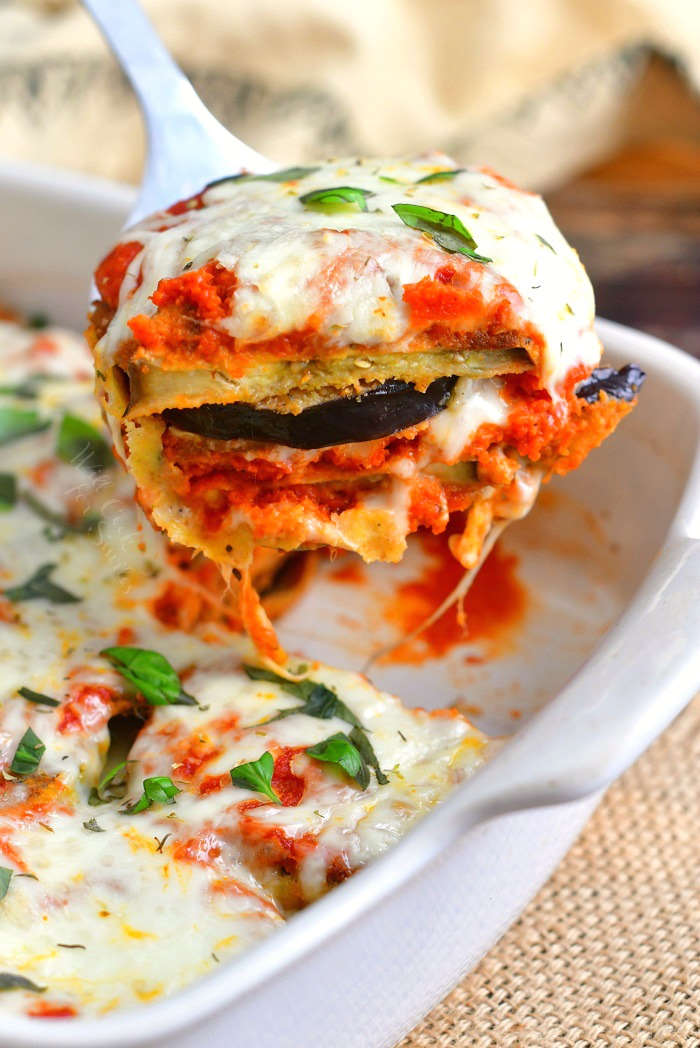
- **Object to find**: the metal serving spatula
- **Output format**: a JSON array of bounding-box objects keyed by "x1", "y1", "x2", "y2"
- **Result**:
[{"x1": 82, "y1": 0, "x2": 276, "y2": 226}]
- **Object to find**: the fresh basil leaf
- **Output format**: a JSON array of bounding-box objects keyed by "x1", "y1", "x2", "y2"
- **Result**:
[
  {"x1": 244, "y1": 664, "x2": 311, "y2": 698},
  {"x1": 274, "y1": 684, "x2": 361, "y2": 727},
  {"x1": 0, "y1": 473, "x2": 17, "y2": 511},
  {"x1": 242, "y1": 166, "x2": 319, "y2": 183},
  {"x1": 0, "y1": 973, "x2": 46, "y2": 993},
  {"x1": 17, "y1": 686, "x2": 60, "y2": 708},
  {"x1": 22, "y1": 490, "x2": 100, "y2": 540},
  {"x1": 10, "y1": 727, "x2": 45, "y2": 776},
  {"x1": 348, "y1": 725, "x2": 389, "y2": 785},
  {"x1": 27, "y1": 312, "x2": 49, "y2": 329},
  {"x1": 414, "y1": 168, "x2": 465, "y2": 183},
  {"x1": 392, "y1": 203, "x2": 492, "y2": 262},
  {"x1": 82, "y1": 818, "x2": 105, "y2": 833},
  {"x1": 0, "y1": 867, "x2": 12, "y2": 901},
  {"x1": 535, "y1": 233, "x2": 556, "y2": 253},
  {"x1": 100, "y1": 646, "x2": 198, "y2": 707},
  {"x1": 125, "y1": 775, "x2": 180, "y2": 813},
  {"x1": 306, "y1": 732, "x2": 369, "y2": 789},
  {"x1": 299, "y1": 186, "x2": 373, "y2": 213},
  {"x1": 378, "y1": 175, "x2": 403, "y2": 184},
  {"x1": 4, "y1": 563, "x2": 81, "y2": 605},
  {"x1": 56, "y1": 413, "x2": 113, "y2": 473},
  {"x1": 245, "y1": 666, "x2": 361, "y2": 726},
  {"x1": 0, "y1": 381, "x2": 39, "y2": 399},
  {"x1": 293, "y1": 684, "x2": 363, "y2": 725},
  {"x1": 125, "y1": 776, "x2": 180, "y2": 815},
  {"x1": 207, "y1": 166, "x2": 319, "y2": 189},
  {"x1": 88, "y1": 760, "x2": 129, "y2": 807},
  {"x1": 0, "y1": 407, "x2": 50, "y2": 447},
  {"x1": 230, "y1": 751, "x2": 280, "y2": 804}
]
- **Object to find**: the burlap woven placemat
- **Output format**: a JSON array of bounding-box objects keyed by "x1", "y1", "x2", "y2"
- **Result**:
[{"x1": 399, "y1": 696, "x2": 700, "y2": 1048}]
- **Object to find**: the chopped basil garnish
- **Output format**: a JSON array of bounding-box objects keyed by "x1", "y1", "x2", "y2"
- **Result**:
[
  {"x1": 100, "y1": 646, "x2": 198, "y2": 707},
  {"x1": 246, "y1": 666, "x2": 361, "y2": 727},
  {"x1": 4, "y1": 563, "x2": 81, "y2": 605},
  {"x1": 0, "y1": 473, "x2": 100, "y2": 534},
  {"x1": 0, "y1": 973, "x2": 46, "y2": 993},
  {"x1": 348, "y1": 725, "x2": 389, "y2": 785},
  {"x1": 10, "y1": 727, "x2": 45, "y2": 776},
  {"x1": 0, "y1": 867, "x2": 12, "y2": 901},
  {"x1": 82, "y1": 818, "x2": 105, "y2": 832},
  {"x1": 299, "y1": 186, "x2": 373, "y2": 213},
  {"x1": 27, "y1": 312, "x2": 49, "y2": 329},
  {"x1": 245, "y1": 663, "x2": 313, "y2": 694},
  {"x1": 23, "y1": 490, "x2": 101, "y2": 540},
  {"x1": 306, "y1": 733, "x2": 369, "y2": 789},
  {"x1": 0, "y1": 473, "x2": 17, "y2": 511},
  {"x1": 88, "y1": 760, "x2": 129, "y2": 807},
  {"x1": 0, "y1": 407, "x2": 50, "y2": 447},
  {"x1": 243, "y1": 166, "x2": 319, "y2": 182},
  {"x1": 208, "y1": 166, "x2": 319, "y2": 189},
  {"x1": 392, "y1": 203, "x2": 492, "y2": 263},
  {"x1": 536, "y1": 233, "x2": 556, "y2": 253},
  {"x1": 414, "y1": 168, "x2": 464, "y2": 183},
  {"x1": 17, "y1": 686, "x2": 60, "y2": 708},
  {"x1": 230, "y1": 751, "x2": 280, "y2": 804},
  {"x1": 0, "y1": 380, "x2": 39, "y2": 398},
  {"x1": 245, "y1": 665, "x2": 388, "y2": 784},
  {"x1": 56, "y1": 413, "x2": 113, "y2": 473},
  {"x1": 125, "y1": 775, "x2": 180, "y2": 815}
]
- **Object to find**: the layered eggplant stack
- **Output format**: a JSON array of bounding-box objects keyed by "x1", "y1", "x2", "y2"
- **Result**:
[{"x1": 88, "y1": 156, "x2": 643, "y2": 657}]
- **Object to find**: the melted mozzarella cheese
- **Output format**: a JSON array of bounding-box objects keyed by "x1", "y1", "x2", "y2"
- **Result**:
[
  {"x1": 427, "y1": 378, "x2": 510, "y2": 462},
  {"x1": 0, "y1": 321, "x2": 486, "y2": 1018},
  {"x1": 98, "y1": 154, "x2": 600, "y2": 393}
]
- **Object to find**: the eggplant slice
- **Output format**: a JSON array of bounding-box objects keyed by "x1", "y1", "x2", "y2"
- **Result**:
[
  {"x1": 163, "y1": 377, "x2": 458, "y2": 450},
  {"x1": 576, "y1": 364, "x2": 646, "y2": 404}
]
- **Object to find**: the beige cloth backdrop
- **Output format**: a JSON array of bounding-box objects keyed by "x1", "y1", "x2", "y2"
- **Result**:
[
  {"x1": 400, "y1": 696, "x2": 700, "y2": 1048},
  {"x1": 0, "y1": 0, "x2": 699, "y2": 188}
]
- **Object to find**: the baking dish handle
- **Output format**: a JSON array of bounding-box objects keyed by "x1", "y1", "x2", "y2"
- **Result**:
[{"x1": 449, "y1": 536, "x2": 700, "y2": 832}]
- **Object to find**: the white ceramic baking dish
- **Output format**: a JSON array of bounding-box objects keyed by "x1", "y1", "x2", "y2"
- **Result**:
[{"x1": 1, "y1": 161, "x2": 699, "y2": 1048}]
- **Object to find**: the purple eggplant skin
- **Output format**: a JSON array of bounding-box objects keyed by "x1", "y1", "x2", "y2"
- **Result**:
[
  {"x1": 163, "y1": 377, "x2": 458, "y2": 450},
  {"x1": 576, "y1": 364, "x2": 646, "y2": 404}
]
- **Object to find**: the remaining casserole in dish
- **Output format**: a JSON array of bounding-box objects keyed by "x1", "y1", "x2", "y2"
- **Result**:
[
  {"x1": 0, "y1": 316, "x2": 485, "y2": 1018},
  {"x1": 88, "y1": 155, "x2": 643, "y2": 658}
]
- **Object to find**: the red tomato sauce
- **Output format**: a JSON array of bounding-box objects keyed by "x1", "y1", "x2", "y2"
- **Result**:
[
  {"x1": 94, "y1": 240, "x2": 143, "y2": 309},
  {"x1": 381, "y1": 529, "x2": 527, "y2": 663},
  {"x1": 57, "y1": 684, "x2": 117, "y2": 736},
  {"x1": 270, "y1": 747, "x2": 307, "y2": 807},
  {"x1": 236, "y1": 815, "x2": 317, "y2": 877},
  {"x1": 172, "y1": 830, "x2": 222, "y2": 865},
  {"x1": 329, "y1": 558, "x2": 366, "y2": 585},
  {"x1": 26, "y1": 1001, "x2": 77, "y2": 1019}
]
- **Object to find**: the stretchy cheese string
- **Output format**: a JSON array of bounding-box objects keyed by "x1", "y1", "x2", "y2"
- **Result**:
[{"x1": 238, "y1": 565, "x2": 288, "y2": 668}]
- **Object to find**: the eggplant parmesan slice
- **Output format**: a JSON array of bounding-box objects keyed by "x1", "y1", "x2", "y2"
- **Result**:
[{"x1": 88, "y1": 154, "x2": 642, "y2": 661}]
